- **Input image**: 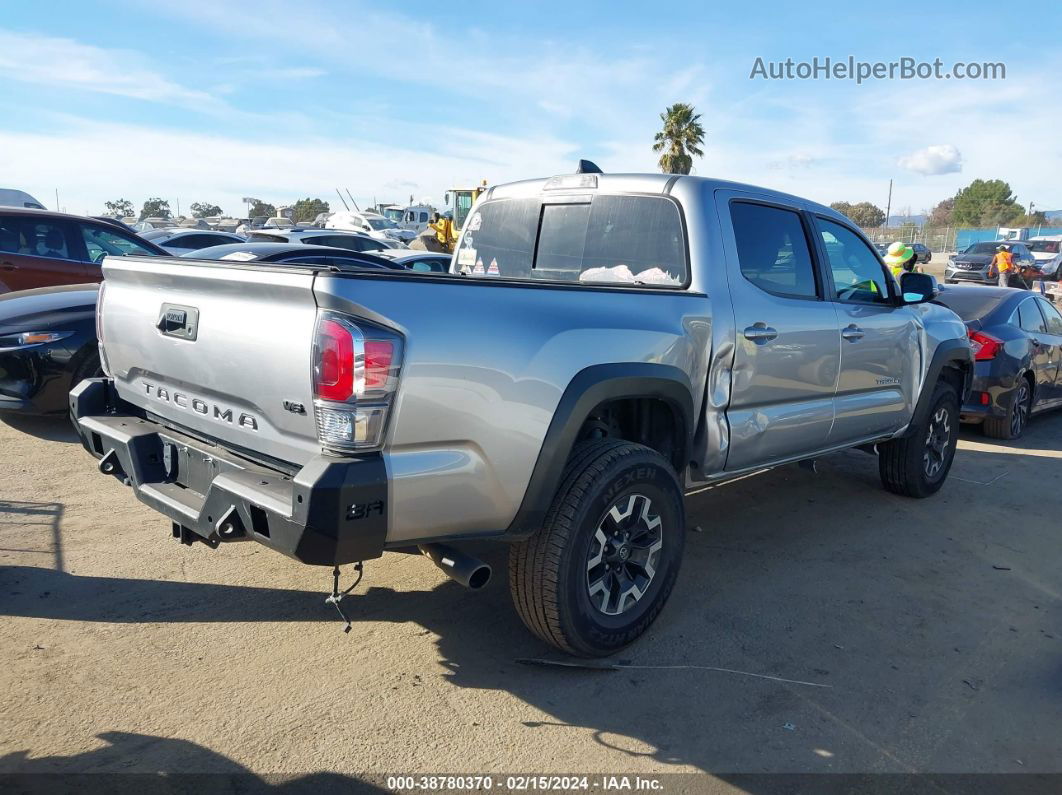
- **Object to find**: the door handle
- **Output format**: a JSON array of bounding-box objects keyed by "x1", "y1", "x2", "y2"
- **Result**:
[
  {"x1": 0, "y1": 261, "x2": 16, "y2": 271},
  {"x1": 743, "y1": 323, "x2": 778, "y2": 344},
  {"x1": 842, "y1": 325, "x2": 865, "y2": 342}
]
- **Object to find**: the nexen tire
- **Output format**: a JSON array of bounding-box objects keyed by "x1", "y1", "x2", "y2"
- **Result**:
[{"x1": 509, "y1": 440, "x2": 686, "y2": 657}]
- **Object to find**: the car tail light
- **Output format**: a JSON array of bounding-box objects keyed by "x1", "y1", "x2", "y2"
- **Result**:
[
  {"x1": 312, "y1": 311, "x2": 402, "y2": 453},
  {"x1": 968, "y1": 329, "x2": 1002, "y2": 361},
  {"x1": 95, "y1": 280, "x2": 111, "y2": 376}
]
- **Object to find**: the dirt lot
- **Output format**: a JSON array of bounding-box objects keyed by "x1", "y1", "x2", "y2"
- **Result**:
[{"x1": 1, "y1": 406, "x2": 1060, "y2": 785}]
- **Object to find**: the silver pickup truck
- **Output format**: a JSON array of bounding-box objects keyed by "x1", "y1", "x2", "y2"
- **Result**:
[{"x1": 71, "y1": 171, "x2": 972, "y2": 656}]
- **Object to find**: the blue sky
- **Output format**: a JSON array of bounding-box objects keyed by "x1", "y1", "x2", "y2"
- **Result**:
[{"x1": 1, "y1": 0, "x2": 1059, "y2": 217}]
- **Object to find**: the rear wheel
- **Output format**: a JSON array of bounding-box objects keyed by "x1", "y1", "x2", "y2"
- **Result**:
[
  {"x1": 509, "y1": 440, "x2": 685, "y2": 657},
  {"x1": 879, "y1": 380, "x2": 959, "y2": 498},
  {"x1": 983, "y1": 378, "x2": 1032, "y2": 440}
]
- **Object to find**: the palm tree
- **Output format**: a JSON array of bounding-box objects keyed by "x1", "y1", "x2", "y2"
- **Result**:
[{"x1": 652, "y1": 103, "x2": 706, "y2": 175}]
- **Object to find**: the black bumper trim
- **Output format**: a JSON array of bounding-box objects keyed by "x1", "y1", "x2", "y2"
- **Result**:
[{"x1": 70, "y1": 378, "x2": 388, "y2": 566}]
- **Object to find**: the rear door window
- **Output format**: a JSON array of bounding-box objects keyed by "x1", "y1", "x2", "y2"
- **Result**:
[
  {"x1": 730, "y1": 202, "x2": 818, "y2": 298},
  {"x1": 1017, "y1": 299, "x2": 1047, "y2": 334},
  {"x1": 13, "y1": 218, "x2": 76, "y2": 260},
  {"x1": 455, "y1": 195, "x2": 685, "y2": 286}
]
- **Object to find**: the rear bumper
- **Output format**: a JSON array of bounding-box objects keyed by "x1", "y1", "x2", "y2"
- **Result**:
[
  {"x1": 959, "y1": 372, "x2": 1014, "y2": 422},
  {"x1": 71, "y1": 378, "x2": 388, "y2": 566}
]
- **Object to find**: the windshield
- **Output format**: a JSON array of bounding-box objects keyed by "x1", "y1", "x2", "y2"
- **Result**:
[
  {"x1": 366, "y1": 217, "x2": 396, "y2": 230},
  {"x1": 383, "y1": 209, "x2": 403, "y2": 222},
  {"x1": 1028, "y1": 240, "x2": 1060, "y2": 254},
  {"x1": 964, "y1": 242, "x2": 1001, "y2": 255}
]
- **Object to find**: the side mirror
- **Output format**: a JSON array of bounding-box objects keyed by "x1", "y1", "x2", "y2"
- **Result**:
[{"x1": 900, "y1": 272, "x2": 938, "y2": 304}]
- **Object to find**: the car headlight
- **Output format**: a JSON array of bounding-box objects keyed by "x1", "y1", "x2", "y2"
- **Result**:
[{"x1": 0, "y1": 331, "x2": 75, "y2": 347}]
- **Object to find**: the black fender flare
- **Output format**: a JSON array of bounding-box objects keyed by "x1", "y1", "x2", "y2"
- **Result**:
[
  {"x1": 504, "y1": 363, "x2": 694, "y2": 538},
  {"x1": 906, "y1": 339, "x2": 973, "y2": 435}
]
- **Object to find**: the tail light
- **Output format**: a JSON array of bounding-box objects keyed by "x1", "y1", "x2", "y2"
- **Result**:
[
  {"x1": 312, "y1": 311, "x2": 403, "y2": 453},
  {"x1": 968, "y1": 328, "x2": 1002, "y2": 361},
  {"x1": 95, "y1": 280, "x2": 111, "y2": 376}
]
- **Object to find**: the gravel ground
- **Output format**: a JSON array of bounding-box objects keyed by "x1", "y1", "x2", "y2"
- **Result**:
[{"x1": 1, "y1": 408, "x2": 1060, "y2": 784}]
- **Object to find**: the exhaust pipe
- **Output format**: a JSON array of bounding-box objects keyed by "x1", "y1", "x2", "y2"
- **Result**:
[{"x1": 418, "y1": 543, "x2": 491, "y2": 590}]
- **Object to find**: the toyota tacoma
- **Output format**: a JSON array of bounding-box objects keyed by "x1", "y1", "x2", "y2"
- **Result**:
[{"x1": 71, "y1": 169, "x2": 972, "y2": 656}]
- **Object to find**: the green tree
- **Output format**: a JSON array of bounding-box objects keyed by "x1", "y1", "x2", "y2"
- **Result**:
[
  {"x1": 652, "y1": 103, "x2": 706, "y2": 175},
  {"x1": 139, "y1": 198, "x2": 172, "y2": 220},
  {"x1": 928, "y1": 197, "x2": 954, "y2": 226},
  {"x1": 951, "y1": 179, "x2": 1024, "y2": 226},
  {"x1": 190, "y1": 202, "x2": 223, "y2": 218},
  {"x1": 104, "y1": 198, "x2": 134, "y2": 217},
  {"x1": 831, "y1": 200, "x2": 885, "y2": 228},
  {"x1": 292, "y1": 197, "x2": 330, "y2": 222},
  {"x1": 247, "y1": 199, "x2": 276, "y2": 219}
]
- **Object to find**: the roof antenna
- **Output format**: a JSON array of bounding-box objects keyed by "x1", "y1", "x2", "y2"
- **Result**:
[
  {"x1": 335, "y1": 188, "x2": 350, "y2": 211},
  {"x1": 346, "y1": 189, "x2": 361, "y2": 212},
  {"x1": 576, "y1": 159, "x2": 603, "y2": 174}
]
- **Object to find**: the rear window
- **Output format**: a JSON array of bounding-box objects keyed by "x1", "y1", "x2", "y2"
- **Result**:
[
  {"x1": 935, "y1": 288, "x2": 1007, "y2": 321},
  {"x1": 454, "y1": 195, "x2": 686, "y2": 286}
]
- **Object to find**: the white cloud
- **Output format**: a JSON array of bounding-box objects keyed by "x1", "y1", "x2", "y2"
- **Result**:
[
  {"x1": 898, "y1": 144, "x2": 963, "y2": 176},
  {"x1": 0, "y1": 29, "x2": 220, "y2": 108}
]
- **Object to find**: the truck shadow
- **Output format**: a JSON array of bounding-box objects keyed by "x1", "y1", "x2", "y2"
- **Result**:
[
  {"x1": 0, "y1": 730, "x2": 386, "y2": 792},
  {"x1": 0, "y1": 414, "x2": 79, "y2": 444}
]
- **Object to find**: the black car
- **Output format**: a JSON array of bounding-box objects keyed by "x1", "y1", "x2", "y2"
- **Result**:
[
  {"x1": 910, "y1": 242, "x2": 932, "y2": 264},
  {"x1": 182, "y1": 243, "x2": 405, "y2": 270},
  {"x1": 0, "y1": 284, "x2": 100, "y2": 416},
  {"x1": 935, "y1": 285, "x2": 1062, "y2": 438}
]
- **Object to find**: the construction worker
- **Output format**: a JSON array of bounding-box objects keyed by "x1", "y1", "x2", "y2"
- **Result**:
[
  {"x1": 429, "y1": 212, "x2": 455, "y2": 252},
  {"x1": 991, "y1": 244, "x2": 1014, "y2": 288},
  {"x1": 883, "y1": 241, "x2": 918, "y2": 279}
]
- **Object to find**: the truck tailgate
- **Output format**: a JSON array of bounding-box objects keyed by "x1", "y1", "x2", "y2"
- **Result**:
[{"x1": 100, "y1": 255, "x2": 321, "y2": 466}]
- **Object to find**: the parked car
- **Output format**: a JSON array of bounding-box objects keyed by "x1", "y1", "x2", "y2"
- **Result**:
[
  {"x1": 132, "y1": 217, "x2": 179, "y2": 233},
  {"x1": 0, "y1": 208, "x2": 167, "y2": 294},
  {"x1": 182, "y1": 242, "x2": 404, "y2": 270},
  {"x1": 0, "y1": 189, "x2": 46, "y2": 210},
  {"x1": 935, "y1": 286, "x2": 1062, "y2": 438},
  {"x1": 71, "y1": 170, "x2": 972, "y2": 657},
  {"x1": 1026, "y1": 236, "x2": 1062, "y2": 280},
  {"x1": 0, "y1": 284, "x2": 100, "y2": 416},
  {"x1": 326, "y1": 210, "x2": 417, "y2": 244},
  {"x1": 243, "y1": 228, "x2": 402, "y2": 252},
  {"x1": 945, "y1": 241, "x2": 1038, "y2": 285},
  {"x1": 140, "y1": 228, "x2": 246, "y2": 254},
  {"x1": 910, "y1": 242, "x2": 932, "y2": 264},
  {"x1": 374, "y1": 250, "x2": 452, "y2": 272}
]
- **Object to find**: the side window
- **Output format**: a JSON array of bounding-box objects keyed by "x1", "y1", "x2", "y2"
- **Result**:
[
  {"x1": 815, "y1": 218, "x2": 890, "y2": 304},
  {"x1": 0, "y1": 216, "x2": 21, "y2": 254},
  {"x1": 80, "y1": 224, "x2": 154, "y2": 263},
  {"x1": 22, "y1": 220, "x2": 73, "y2": 260},
  {"x1": 1017, "y1": 300, "x2": 1047, "y2": 334},
  {"x1": 419, "y1": 212, "x2": 428, "y2": 223},
  {"x1": 730, "y1": 201, "x2": 818, "y2": 298},
  {"x1": 1035, "y1": 298, "x2": 1062, "y2": 335}
]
